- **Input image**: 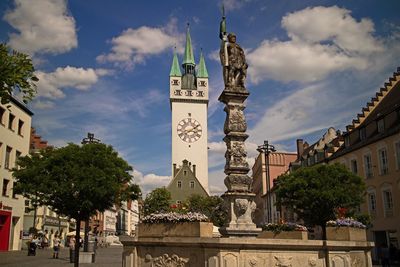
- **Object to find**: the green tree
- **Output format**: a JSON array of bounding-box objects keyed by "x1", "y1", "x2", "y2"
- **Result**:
[
  {"x1": 13, "y1": 143, "x2": 140, "y2": 267},
  {"x1": 186, "y1": 194, "x2": 227, "y2": 227},
  {"x1": 143, "y1": 187, "x2": 172, "y2": 215},
  {"x1": 274, "y1": 163, "x2": 365, "y2": 239},
  {"x1": 0, "y1": 43, "x2": 38, "y2": 105}
]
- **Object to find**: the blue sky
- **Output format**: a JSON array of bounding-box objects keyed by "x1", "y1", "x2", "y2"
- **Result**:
[{"x1": 1, "y1": 0, "x2": 399, "y2": 195}]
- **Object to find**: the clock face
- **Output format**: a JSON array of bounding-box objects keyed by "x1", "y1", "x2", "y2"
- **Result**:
[{"x1": 177, "y1": 118, "x2": 202, "y2": 143}]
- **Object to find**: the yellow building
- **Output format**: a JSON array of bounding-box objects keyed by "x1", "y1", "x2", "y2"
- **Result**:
[
  {"x1": 329, "y1": 68, "x2": 400, "y2": 249},
  {"x1": 0, "y1": 97, "x2": 33, "y2": 251}
]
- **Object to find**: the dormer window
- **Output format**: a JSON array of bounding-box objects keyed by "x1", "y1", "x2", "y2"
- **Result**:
[
  {"x1": 377, "y1": 119, "x2": 385, "y2": 133},
  {"x1": 359, "y1": 127, "x2": 366, "y2": 141},
  {"x1": 345, "y1": 135, "x2": 350, "y2": 147}
]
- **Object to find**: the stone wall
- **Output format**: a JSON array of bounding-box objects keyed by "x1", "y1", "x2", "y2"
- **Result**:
[{"x1": 121, "y1": 236, "x2": 373, "y2": 267}]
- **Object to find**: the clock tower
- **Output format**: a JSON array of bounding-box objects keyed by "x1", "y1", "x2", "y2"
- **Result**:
[{"x1": 170, "y1": 26, "x2": 209, "y2": 193}]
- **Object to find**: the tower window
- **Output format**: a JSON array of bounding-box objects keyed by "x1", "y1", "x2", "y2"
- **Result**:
[
  {"x1": 196, "y1": 91, "x2": 204, "y2": 97},
  {"x1": 199, "y1": 81, "x2": 206, "y2": 87},
  {"x1": 188, "y1": 113, "x2": 191, "y2": 117},
  {"x1": 172, "y1": 79, "x2": 179, "y2": 85},
  {"x1": 177, "y1": 181, "x2": 182, "y2": 188},
  {"x1": 185, "y1": 90, "x2": 193, "y2": 97}
]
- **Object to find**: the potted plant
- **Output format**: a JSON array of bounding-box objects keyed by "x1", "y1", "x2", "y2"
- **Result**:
[
  {"x1": 138, "y1": 212, "x2": 213, "y2": 238},
  {"x1": 326, "y1": 218, "x2": 367, "y2": 241},
  {"x1": 258, "y1": 222, "x2": 308, "y2": 240}
]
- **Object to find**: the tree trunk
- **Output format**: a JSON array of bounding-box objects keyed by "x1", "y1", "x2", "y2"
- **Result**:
[
  {"x1": 74, "y1": 218, "x2": 80, "y2": 267},
  {"x1": 84, "y1": 219, "x2": 89, "y2": 252}
]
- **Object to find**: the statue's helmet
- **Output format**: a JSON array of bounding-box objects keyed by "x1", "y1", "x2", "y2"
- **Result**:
[{"x1": 228, "y1": 33, "x2": 236, "y2": 39}]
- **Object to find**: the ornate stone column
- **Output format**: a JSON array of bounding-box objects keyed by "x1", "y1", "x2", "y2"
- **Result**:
[{"x1": 218, "y1": 14, "x2": 260, "y2": 236}]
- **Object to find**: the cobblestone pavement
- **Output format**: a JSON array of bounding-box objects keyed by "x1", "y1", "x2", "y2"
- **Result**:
[{"x1": 0, "y1": 246, "x2": 122, "y2": 267}]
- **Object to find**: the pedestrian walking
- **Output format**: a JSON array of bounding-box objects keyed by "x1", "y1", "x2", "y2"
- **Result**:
[{"x1": 53, "y1": 234, "x2": 61, "y2": 259}]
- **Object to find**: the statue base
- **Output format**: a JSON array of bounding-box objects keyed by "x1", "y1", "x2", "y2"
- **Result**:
[{"x1": 219, "y1": 191, "x2": 261, "y2": 237}]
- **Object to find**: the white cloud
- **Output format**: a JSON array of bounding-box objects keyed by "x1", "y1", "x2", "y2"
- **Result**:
[
  {"x1": 282, "y1": 6, "x2": 382, "y2": 54},
  {"x1": 4, "y1": 0, "x2": 77, "y2": 56},
  {"x1": 32, "y1": 100, "x2": 55, "y2": 110},
  {"x1": 36, "y1": 66, "x2": 110, "y2": 99},
  {"x1": 132, "y1": 169, "x2": 171, "y2": 197},
  {"x1": 97, "y1": 18, "x2": 184, "y2": 69},
  {"x1": 222, "y1": 0, "x2": 252, "y2": 11},
  {"x1": 247, "y1": 6, "x2": 383, "y2": 83},
  {"x1": 248, "y1": 83, "x2": 332, "y2": 144}
]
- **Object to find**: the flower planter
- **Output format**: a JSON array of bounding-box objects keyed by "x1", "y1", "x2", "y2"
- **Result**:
[
  {"x1": 138, "y1": 222, "x2": 214, "y2": 238},
  {"x1": 257, "y1": 231, "x2": 308, "y2": 240},
  {"x1": 326, "y1": 227, "x2": 366, "y2": 241}
]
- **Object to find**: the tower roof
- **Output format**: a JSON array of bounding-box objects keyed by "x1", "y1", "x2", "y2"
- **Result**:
[
  {"x1": 182, "y1": 25, "x2": 195, "y2": 66},
  {"x1": 197, "y1": 51, "x2": 208, "y2": 78},
  {"x1": 169, "y1": 49, "x2": 182, "y2": 77}
]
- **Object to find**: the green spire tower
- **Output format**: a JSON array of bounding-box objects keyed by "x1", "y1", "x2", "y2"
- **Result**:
[
  {"x1": 170, "y1": 48, "x2": 182, "y2": 77},
  {"x1": 181, "y1": 24, "x2": 196, "y2": 89},
  {"x1": 197, "y1": 50, "x2": 208, "y2": 78}
]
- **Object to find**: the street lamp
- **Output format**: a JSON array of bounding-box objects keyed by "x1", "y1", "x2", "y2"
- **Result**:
[
  {"x1": 257, "y1": 140, "x2": 276, "y2": 224},
  {"x1": 81, "y1": 132, "x2": 101, "y2": 252}
]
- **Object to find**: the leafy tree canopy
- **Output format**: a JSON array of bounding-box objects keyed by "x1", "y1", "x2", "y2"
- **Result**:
[
  {"x1": 275, "y1": 163, "x2": 365, "y2": 230},
  {"x1": 0, "y1": 43, "x2": 38, "y2": 105},
  {"x1": 13, "y1": 143, "x2": 140, "y2": 221},
  {"x1": 143, "y1": 187, "x2": 171, "y2": 216},
  {"x1": 186, "y1": 194, "x2": 228, "y2": 227}
]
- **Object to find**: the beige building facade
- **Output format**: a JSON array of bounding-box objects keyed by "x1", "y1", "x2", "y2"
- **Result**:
[
  {"x1": 329, "y1": 69, "x2": 400, "y2": 250},
  {"x1": 0, "y1": 97, "x2": 33, "y2": 251}
]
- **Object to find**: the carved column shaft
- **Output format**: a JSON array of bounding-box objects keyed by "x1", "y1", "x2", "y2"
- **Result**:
[{"x1": 218, "y1": 88, "x2": 260, "y2": 237}]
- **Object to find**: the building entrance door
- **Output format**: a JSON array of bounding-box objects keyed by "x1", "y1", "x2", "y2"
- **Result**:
[{"x1": 0, "y1": 210, "x2": 11, "y2": 251}]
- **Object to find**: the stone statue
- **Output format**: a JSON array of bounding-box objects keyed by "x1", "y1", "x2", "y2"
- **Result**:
[{"x1": 219, "y1": 15, "x2": 248, "y2": 88}]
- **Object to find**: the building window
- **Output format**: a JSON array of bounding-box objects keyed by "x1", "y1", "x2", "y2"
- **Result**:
[
  {"x1": 350, "y1": 159, "x2": 358, "y2": 174},
  {"x1": 367, "y1": 192, "x2": 376, "y2": 214},
  {"x1": 176, "y1": 200, "x2": 181, "y2": 204},
  {"x1": 8, "y1": 113, "x2": 15, "y2": 130},
  {"x1": 18, "y1": 120, "x2": 24, "y2": 136},
  {"x1": 2, "y1": 179, "x2": 9, "y2": 196},
  {"x1": 12, "y1": 182, "x2": 17, "y2": 198},
  {"x1": 378, "y1": 148, "x2": 389, "y2": 175},
  {"x1": 5, "y1": 146, "x2": 12, "y2": 169},
  {"x1": 190, "y1": 181, "x2": 195, "y2": 188},
  {"x1": 377, "y1": 119, "x2": 385, "y2": 133},
  {"x1": 382, "y1": 189, "x2": 393, "y2": 217},
  {"x1": 183, "y1": 170, "x2": 187, "y2": 176},
  {"x1": 15, "y1": 150, "x2": 21, "y2": 168},
  {"x1": 0, "y1": 143, "x2": 2, "y2": 167},
  {"x1": 395, "y1": 141, "x2": 400, "y2": 170},
  {"x1": 0, "y1": 107, "x2": 5, "y2": 125},
  {"x1": 359, "y1": 127, "x2": 366, "y2": 141},
  {"x1": 363, "y1": 154, "x2": 373, "y2": 178},
  {"x1": 172, "y1": 79, "x2": 179, "y2": 85},
  {"x1": 177, "y1": 181, "x2": 182, "y2": 188}
]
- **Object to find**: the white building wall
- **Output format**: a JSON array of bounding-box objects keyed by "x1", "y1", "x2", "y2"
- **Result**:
[
  {"x1": 171, "y1": 102, "x2": 208, "y2": 192},
  {"x1": 0, "y1": 99, "x2": 32, "y2": 251}
]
